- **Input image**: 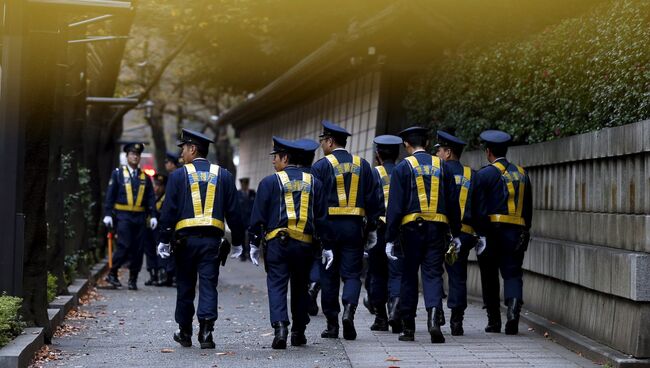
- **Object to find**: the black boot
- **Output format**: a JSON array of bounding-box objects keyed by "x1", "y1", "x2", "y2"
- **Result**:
[
  {"x1": 485, "y1": 306, "x2": 502, "y2": 333},
  {"x1": 321, "y1": 317, "x2": 339, "y2": 338},
  {"x1": 155, "y1": 269, "x2": 167, "y2": 287},
  {"x1": 370, "y1": 304, "x2": 389, "y2": 331},
  {"x1": 173, "y1": 325, "x2": 192, "y2": 347},
  {"x1": 342, "y1": 304, "x2": 357, "y2": 340},
  {"x1": 387, "y1": 297, "x2": 402, "y2": 333},
  {"x1": 398, "y1": 319, "x2": 415, "y2": 341},
  {"x1": 198, "y1": 320, "x2": 216, "y2": 349},
  {"x1": 105, "y1": 269, "x2": 121, "y2": 288},
  {"x1": 128, "y1": 274, "x2": 138, "y2": 290},
  {"x1": 272, "y1": 321, "x2": 289, "y2": 349},
  {"x1": 436, "y1": 307, "x2": 446, "y2": 326},
  {"x1": 144, "y1": 269, "x2": 158, "y2": 286},
  {"x1": 290, "y1": 325, "x2": 307, "y2": 346},
  {"x1": 363, "y1": 296, "x2": 374, "y2": 315},
  {"x1": 307, "y1": 282, "x2": 320, "y2": 316},
  {"x1": 427, "y1": 308, "x2": 445, "y2": 343},
  {"x1": 450, "y1": 308, "x2": 464, "y2": 336},
  {"x1": 505, "y1": 298, "x2": 522, "y2": 335}
]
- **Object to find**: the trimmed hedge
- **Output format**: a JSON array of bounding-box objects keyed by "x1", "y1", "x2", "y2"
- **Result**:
[
  {"x1": 0, "y1": 294, "x2": 25, "y2": 348},
  {"x1": 404, "y1": 0, "x2": 650, "y2": 147}
]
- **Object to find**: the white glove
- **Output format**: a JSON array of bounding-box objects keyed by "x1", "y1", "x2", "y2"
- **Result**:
[
  {"x1": 149, "y1": 217, "x2": 158, "y2": 230},
  {"x1": 250, "y1": 244, "x2": 260, "y2": 266},
  {"x1": 452, "y1": 237, "x2": 462, "y2": 253},
  {"x1": 385, "y1": 242, "x2": 398, "y2": 261},
  {"x1": 230, "y1": 245, "x2": 243, "y2": 258},
  {"x1": 475, "y1": 236, "x2": 487, "y2": 255},
  {"x1": 103, "y1": 216, "x2": 113, "y2": 228},
  {"x1": 364, "y1": 230, "x2": 378, "y2": 251},
  {"x1": 157, "y1": 243, "x2": 171, "y2": 259},
  {"x1": 321, "y1": 249, "x2": 334, "y2": 270}
]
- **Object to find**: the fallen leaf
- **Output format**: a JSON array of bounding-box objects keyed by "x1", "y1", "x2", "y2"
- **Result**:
[
  {"x1": 544, "y1": 332, "x2": 550, "y2": 338},
  {"x1": 386, "y1": 356, "x2": 401, "y2": 362},
  {"x1": 160, "y1": 348, "x2": 175, "y2": 353},
  {"x1": 261, "y1": 332, "x2": 272, "y2": 337}
]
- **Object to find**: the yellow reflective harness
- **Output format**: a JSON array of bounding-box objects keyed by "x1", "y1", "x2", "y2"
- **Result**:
[
  {"x1": 401, "y1": 155, "x2": 448, "y2": 225},
  {"x1": 457, "y1": 166, "x2": 475, "y2": 235},
  {"x1": 489, "y1": 161, "x2": 527, "y2": 227},
  {"x1": 114, "y1": 166, "x2": 146, "y2": 212},
  {"x1": 265, "y1": 171, "x2": 313, "y2": 243},
  {"x1": 375, "y1": 165, "x2": 390, "y2": 223},
  {"x1": 175, "y1": 163, "x2": 225, "y2": 231},
  {"x1": 325, "y1": 154, "x2": 365, "y2": 216},
  {"x1": 155, "y1": 194, "x2": 166, "y2": 212}
]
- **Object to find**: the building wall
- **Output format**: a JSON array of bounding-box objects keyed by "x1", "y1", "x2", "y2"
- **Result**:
[
  {"x1": 237, "y1": 70, "x2": 383, "y2": 187},
  {"x1": 461, "y1": 120, "x2": 650, "y2": 358}
]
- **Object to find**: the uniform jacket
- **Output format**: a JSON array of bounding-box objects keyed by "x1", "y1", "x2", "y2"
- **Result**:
[
  {"x1": 473, "y1": 157, "x2": 533, "y2": 235},
  {"x1": 158, "y1": 158, "x2": 245, "y2": 245},
  {"x1": 104, "y1": 166, "x2": 155, "y2": 219},
  {"x1": 385, "y1": 151, "x2": 461, "y2": 243},
  {"x1": 248, "y1": 166, "x2": 327, "y2": 246}
]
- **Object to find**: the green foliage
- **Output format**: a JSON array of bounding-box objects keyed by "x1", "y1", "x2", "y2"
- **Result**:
[
  {"x1": 47, "y1": 273, "x2": 58, "y2": 303},
  {"x1": 404, "y1": 0, "x2": 650, "y2": 147},
  {"x1": 64, "y1": 253, "x2": 79, "y2": 285},
  {"x1": 0, "y1": 294, "x2": 25, "y2": 348}
]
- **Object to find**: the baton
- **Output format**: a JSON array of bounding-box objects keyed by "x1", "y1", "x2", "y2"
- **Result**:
[{"x1": 107, "y1": 230, "x2": 114, "y2": 269}]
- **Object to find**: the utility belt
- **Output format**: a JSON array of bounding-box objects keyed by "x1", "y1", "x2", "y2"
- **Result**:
[
  {"x1": 175, "y1": 217, "x2": 225, "y2": 231},
  {"x1": 265, "y1": 227, "x2": 312, "y2": 245},
  {"x1": 401, "y1": 212, "x2": 448, "y2": 226},
  {"x1": 488, "y1": 214, "x2": 526, "y2": 227},
  {"x1": 461, "y1": 223, "x2": 476, "y2": 236},
  {"x1": 114, "y1": 203, "x2": 145, "y2": 212},
  {"x1": 328, "y1": 207, "x2": 365, "y2": 216}
]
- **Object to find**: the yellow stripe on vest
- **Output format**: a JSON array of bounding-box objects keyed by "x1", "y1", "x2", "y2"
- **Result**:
[
  {"x1": 401, "y1": 155, "x2": 447, "y2": 225},
  {"x1": 490, "y1": 161, "x2": 526, "y2": 227},
  {"x1": 266, "y1": 171, "x2": 313, "y2": 243},
  {"x1": 325, "y1": 154, "x2": 365, "y2": 216},
  {"x1": 114, "y1": 166, "x2": 146, "y2": 212},
  {"x1": 175, "y1": 163, "x2": 224, "y2": 231}
]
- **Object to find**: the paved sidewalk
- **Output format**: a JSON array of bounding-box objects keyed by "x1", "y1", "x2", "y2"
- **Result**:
[{"x1": 37, "y1": 261, "x2": 597, "y2": 368}]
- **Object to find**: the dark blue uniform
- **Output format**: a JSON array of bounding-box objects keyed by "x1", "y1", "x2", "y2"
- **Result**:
[
  {"x1": 104, "y1": 166, "x2": 155, "y2": 279},
  {"x1": 311, "y1": 149, "x2": 381, "y2": 319},
  {"x1": 385, "y1": 151, "x2": 460, "y2": 325},
  {"x1": 444, "y1": 160, "x2": 478, "y2": 312},
  {"x1": 367, "y1": 162, "x2": 401, "y2": 308},
  {"x1": 249, "y1": 166, "x2": 327, "y2": 332},
  {"x1": 159, "y1": 158, "x2": 245, "y2": 330},
  {"x1": 474, "y1": 157, "x2": 532, "y2": 311}
]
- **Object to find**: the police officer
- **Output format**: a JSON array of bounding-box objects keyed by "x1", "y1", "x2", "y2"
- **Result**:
[
  {"x1": 103, "y1": 142, "x2": 157, "y2": 290},
  {"x1": 294, "y1": 138, "x2": 323, "y2": 317},
  {"x1": 248, "y1": 137, "x2": 327, "y2": 349},
  {"x1": 474, "y1": 130, "x2": 532, "y2": 335},
  {"x1": 434, "y1": 130, "x2": 478, "y2": 336},
  {"x1": 164, "y1": 151, "x2": 182, "y2": 173},
  {"x1": 385, "y1": 127, "x2": 461, "y2": 344},
  {"x1": 157, "y1": 129, "x2": 245, "y2": 349},
  {"x1": 144, "y1": 174, "x2": 168, "y2": 286},
  {"x1": 366, "y1": 135, "x2": 403, "y2": 333},
  {"x1": 311, "y1": 120, "x2": 381, "y2": 340}
]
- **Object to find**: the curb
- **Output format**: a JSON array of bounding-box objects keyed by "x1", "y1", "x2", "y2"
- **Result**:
[
  {"x1": 0, "y1": 328, "x2": 44, "y2": 368},
  {"x1": 520, "y1": 309, "x2": 650, "y2": 368},
  {"x1": 467, "y1": 295, "x2": 650, "y2": 368},
  {"x1": 0, "y1": 258, "x2": 108, "y2": 368}
]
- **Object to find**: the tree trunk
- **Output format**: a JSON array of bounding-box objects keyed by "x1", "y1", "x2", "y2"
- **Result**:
[{"x1": 21, "y1": 10, "x2": 57, "y2": 342}]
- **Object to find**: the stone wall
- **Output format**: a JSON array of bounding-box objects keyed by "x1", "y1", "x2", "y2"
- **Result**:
[
  {"x1": 237, "y1": 71, "x2": 383, "y2": 187},
  {"x1": 461, "y1": 120, "x2": 650, "y2": 358}
]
